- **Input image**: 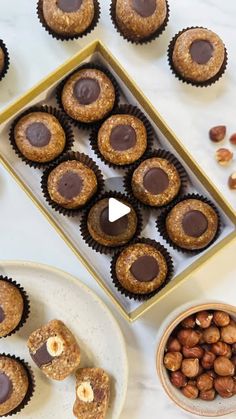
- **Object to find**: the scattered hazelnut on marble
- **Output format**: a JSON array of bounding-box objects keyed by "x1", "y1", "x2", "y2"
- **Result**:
[
  {"x1": 170, "y1": 371, "x2": 187, "y2": 388},
  {"x1": 213, "y1": 311, "x2": 230, "y2": 327},
  {"x1": 203, "y1": 326, "x2": 220, "y2": 344},
  {"x1": 214, "y1": 376, "x2": 234, "y2": 398},
  {"x1": 196, "y1": 373, "x2": 214, "y2": 391},
  {"x1": 221, "y1": 323, "x2": 236, "y2": 344},
  {"x1": 164, "y1": 352, "x2": 183, "y2": 372},
  {"x1": 230, "y1": 133, "x2": 236, "y2": 145},
  {"x1": 166, "y1": 337, "x2": 182, "y2": 352},
  {"x1": 182, "y1": 383, "x2": 199, "y2": 399},
  {"x1": 201, "y1": 351, "x2": 216, "y2": 370},
  {"x1": 181, "y1": 358, "x2": 199, "y2": 378},
  {"x1": 182, "y1": 346, "x2": 204, "y2": 359},
  {"x1": 215, "y1": 148, "x2": 233, "y2": 166},
  {"x1": 181, "y1": 315, "x2": 196, "y2": 329},
  {"x1": 228, "y1": 172, "x2": 236, "y2": 190},
  {"x1": 209, "y1": 126, "x2": 226, "y2": 143},
  {"x1": 211, "y1": 342, "x2": 232, "y2": 358},
  {"x1": 196, "y1": 311, "x2": 213, "y2": 329},
  {"x1": 214, "y1": 356, "x2": 235, "y2": 377},
  {"x1": 177, "y1": 329, "x2": 201, "y2": 348},
  {"x1": 199, "y1": 388, "x2": 216, "y2": 401}
]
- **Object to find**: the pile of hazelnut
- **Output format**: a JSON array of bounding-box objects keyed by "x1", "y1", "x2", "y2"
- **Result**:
[{"x1": 164, "y1": 310, "x2": 236, "y2": 401}]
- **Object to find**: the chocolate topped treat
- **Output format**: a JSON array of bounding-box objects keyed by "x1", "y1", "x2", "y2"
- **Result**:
[
  {"x1": 40, "y1": 0, "x2": 97, "y2": 37},
  {"x1": 165, "y1": 198, "x2": 219, "y2": 250},
  {"x1": 47, "y1": 160, "x2": 98, "y2": 209},
  {"x1": 73, "y1": 368, "x2": 110, "y2": 419},
  {"x1": 97, "y1": 113, "x2": 148, "y2": 166},
  {"x1": 131, "y1": 156, "x2": 181, "y2": 207},
  {"x1": 13, "y1": 111, "x2": 66, "y2": 163},
  {"x1": 170, "y1": 28, "x2": 227, "y2": 85},
  {"x1": 0, "y1": 356, "x2": 31, "y2": 416},
  {"x1": 27, "y1": 319, "x2": 80, "y2": 380},
  {"x1": 113, "y1": 0, "x2": 168, "y2": 42},
  {"x1": 61, "y1": 68, "x2": 116, "y2": 124}
]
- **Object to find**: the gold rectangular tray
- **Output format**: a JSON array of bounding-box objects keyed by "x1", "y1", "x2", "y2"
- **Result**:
[{"x1": 0, "y1": 40, "x2": 235, "y2": 322}]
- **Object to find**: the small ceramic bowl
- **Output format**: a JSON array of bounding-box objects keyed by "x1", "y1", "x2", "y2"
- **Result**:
[{"x1": 156, "y1": 300, "x2": 236, "y2": 417}]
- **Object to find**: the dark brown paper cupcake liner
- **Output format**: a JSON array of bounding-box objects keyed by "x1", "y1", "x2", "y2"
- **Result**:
[
  {"x1": 9, "y1": 105, "x2": 74, "y2": 169},
  {"x1": 80, "y1": 192, "x2": 143, "y2": 255},
  {"x1": 110, "y1": 237, "x2": 174, "y2": 301},
  {"x1": 0, "y1": 39, "x2": 10, "y2": 82},
  {"x1": 41, "y1": 151, "x2": 105, "y2": 217},
  {"x1": 0, "y1": 276, "x2": 30, "y2": 339},
  {"x1": 156, "y1": 193, "x2": 221, "y2": 255},
  {"x1": 167, "y1": 27, "x2": 228, "y2": 87},
  {"x1": 37, "y1": 0, "x2": 101, "y2": 41},
  {"x1": 124, "y1": 149, "x2": 188, "y2": 210},
  {"x1": 56, "y1": 63, "x2": 121, "y2": 130},
  {"x1": 89, "y1": 104, "x2": 155, "y2": 169},
  {"x1": 0, "y1": 354, "x2": 35, "y2": 416},
  {"x1": 110, "y1": 0, "x2": 170, "y2": 45}
]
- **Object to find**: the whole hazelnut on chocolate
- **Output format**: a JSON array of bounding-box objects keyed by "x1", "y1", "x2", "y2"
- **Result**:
[
  {"x1": 230, "y1": 133, "x2": 236, "y2": 145},
  {"x1": 170, "y1": 371, "x2": 187, "y2": 388},
  {"x1": 211, "y1": 342, "x2": 232, "y2": 358},
  {"x1": 164, "y1": 352, "x2": 182, "y2": 372},
  {"x1": 166, "y1": 337, "x2": 182, "y2": 352},
  {"x1": 182, "y1": 346, "x2": 204, "y2": 359},
  {"x1": 215, "y1": 148, "x2": 233, "y2": 166},
  {"x1": 181, "y1": 315, "x2": 196, "y2": 329},
  {"x1": 203, "y1": 326, "x2": 220, "y2": 344},
  {"x1": 177, "y1": 329, "x2": 201, "y2": 348},
  {"x1": 201, "y1": 351, "x2": 216, "y2": 370},
  {"x1": 209, "y1": 126, "x2": 226, "y2": 143},
  {"x1": 199, "y1": 388, "x2": 216, "y2": 401},
  {"x1": 228, "y1": 173, "x2": 236, "y2": 190},
  {"x1": 221, "y1": 323, "x2": 236, "y2": 344},
  {"x1": 213, "y1": 311, "x2": 230, "y2": 327},
  {"x1": 181, "y1": 358, "x2": 199, "y2": 378},
  {"x1": 214, "y1": 356, "x2": 235, "y2": 377},
  {"x1": 196, "y1": 311, "x2": 213, "y2": 329},
  {"x1": 197, "y1": 373, "x2": 214, "y2": 391},
  {"x1": 214, "y1": 376, "x2": 234, "y2": 398},
  {"x1": 182, "y1": 383, "x2": 199, "y2": 399}
]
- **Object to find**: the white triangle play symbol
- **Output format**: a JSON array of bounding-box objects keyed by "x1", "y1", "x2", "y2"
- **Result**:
[{"x1": 108, "y1": 198, "x2": 131, "y2": 223}]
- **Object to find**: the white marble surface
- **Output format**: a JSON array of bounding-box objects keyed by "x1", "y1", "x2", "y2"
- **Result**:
[{"x1": 0, "y1": 0, "x2": 236, "y2": 418}]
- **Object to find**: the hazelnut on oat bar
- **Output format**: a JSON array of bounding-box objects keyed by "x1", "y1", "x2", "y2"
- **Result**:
[
  {"x1": 73, "y1": 368, "x2": 110, "y2": 419},
  {"x1": 27, "y1": 319, "x2": 80, "y2": 380}
]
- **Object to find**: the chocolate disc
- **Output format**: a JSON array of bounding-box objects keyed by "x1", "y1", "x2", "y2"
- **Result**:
[
  {"x1": 0, "y1": 306, "x2": 5, "y2": 323},
  {"x1": 73, "y1": 78, "x2": 101, "y2": 105},
  {"x1": 132, "y1": 0, "x2": 156, "y2": 17},
  {"x1": 26, "y1": 122, "x2": 51, "y2": 147},
  {"x1": 190, "y1": 40, "x2": 214, "y2": 65},
  {"x1": 57, "y1": 171, "x2": 83, "y2": 200},
  {"x1": 182, "y1": 210, "x2": 208, "y2": 238},
  {"x1": 30, "y1": 342, "x2": 54, "y2": 368},
  {"x1": 130, "y1": 255, "x2": 159, "y2": 282},
  {"x1": 100, "y1": 207, "x2": 129, "y2": 236},
  {"x1": 143, "y1": 168, "x2": 169, "y2": 195},
  {"x1": 110, "y1": 125, "x2": 137, "y2": 151},
  {"x1": 57, "y1": 0, "x2": 82, "y2": 13},
  {"x1": 0, "y1": 373, "x2": 13, "y2": 404}
]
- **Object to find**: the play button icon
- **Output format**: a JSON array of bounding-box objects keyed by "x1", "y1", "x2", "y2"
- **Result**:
[{"x1": 108, "y1": 198, "x2": 131, "y2": 222}]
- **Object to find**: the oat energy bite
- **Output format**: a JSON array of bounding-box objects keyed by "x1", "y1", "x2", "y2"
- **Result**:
[
  {"x1": 61, "y1": 68, "x2": 116, "y2": 124},
  {"x1": 28, "y1": 320, "x2": 80, "y2": 380},
  {"x1": 73, "y1": 368, "x2": 110, "y2": 419},
  {"x1": 170, "y1": 28, "x2": 226, "y2": 85},
  {"x1": 14, "y1": 112, "x2": 66, "y2": 163}
]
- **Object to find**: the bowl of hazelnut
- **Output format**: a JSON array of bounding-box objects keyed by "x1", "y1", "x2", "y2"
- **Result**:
[{"x1": 156, "y1": 301, "x2": 236, "y2": 416}]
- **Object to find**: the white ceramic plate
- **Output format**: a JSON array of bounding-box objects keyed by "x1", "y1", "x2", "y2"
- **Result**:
[{"x1": 0, "y1": 261, "x2": 128, "y2": 419}]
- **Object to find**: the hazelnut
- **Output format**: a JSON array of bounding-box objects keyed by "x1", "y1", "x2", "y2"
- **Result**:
[
  {"x1": 207, "y1": 370, "x2": 217, "y2": 379},
  {"x1": 170, "y1": 371, "x2": 187, "y2": 388},
  {"x1": 197, "y1": 373, "x2": 214, "y2": 391},
  {"x1": 214, "y1": 376, "x2": 234, "y2": 398},
  {"x1": 215, "y1": 148, "x2": 233, "y2": 166},
  {"x1": 221, "y1": 323, "x2": 236, "y2": 344},
  {"x1": 199, "y1": 389, "x2": 216, "y2": 401},
  {"x1": 177, "y1": 329, "x2": 201, "y2": 348},
  {"x1": 196, "y1": 311, "x2": 213, "y2": 329},
  {"x1": 181, "y1": 315, "x2": 196, "y2": 329},
  {"x1": 166, "y1": 337, "x2": 182, "y2": 352},
  {"x1": 196, "y1": 365, "x2": 204, "y2": 377},
  {"x1": 214, "y1": 356, "x2": 235, "y2": 377},
  {"x1": 201, "y1": 351, "x2": 216, "y2": 370},
  {"x1": 182, "y1": 346, "x2": 204, "y2": 359},
  {"x1": 182, "y1": 384, "x2": 199, "y2": 399},
  {"x1": 211, "y1": 342, "x2": 232, "y2": 358},
  {"x1": 228, "y1": 172, "x2": 236, "y2": 190},
  {"x1": 181, "y1": 358, "x2": 200, "y2": 378},
  {"x1": 230, "y1": 133, "x2": 236, "y2": 145},
  {"x1": 164, "y1": 352, "x2": 182, "y2": 372},
  {"x1": 209, "y1": 126, "x2": 226, "y2": 142},
  {"x1": 203, "y1": 326, "x2": 220, "y2": 344},
  {"x1": 213, "y1": 311, "x2": 230, "y2": 327}
]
